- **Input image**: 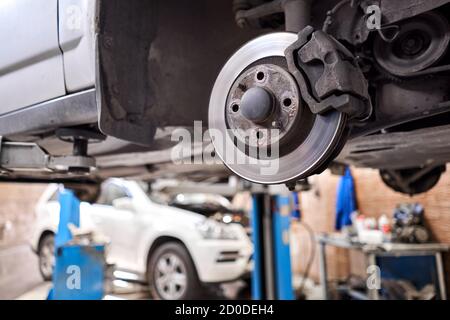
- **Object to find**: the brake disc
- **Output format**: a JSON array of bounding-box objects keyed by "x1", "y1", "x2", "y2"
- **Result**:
[{"x1": 209, "y1": 32, "x2": 347, "y2": 185}]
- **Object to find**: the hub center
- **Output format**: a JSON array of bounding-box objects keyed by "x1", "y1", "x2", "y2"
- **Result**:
[
  {"x1": 225, "y1": 63, "x2": 301, "y2": 149},
  {"x1": 240, "y1": 87, "x2": 274, "y2": 123}
]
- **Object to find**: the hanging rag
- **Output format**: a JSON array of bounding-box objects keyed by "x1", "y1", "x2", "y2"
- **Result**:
[{"x1": 335, "y1": 167, "x2": 357, "y2": 230}]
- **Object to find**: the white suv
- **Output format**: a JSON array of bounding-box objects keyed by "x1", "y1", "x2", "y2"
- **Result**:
[{"x1": 30, "y1": 179, "x2": 252, "y2": 300}]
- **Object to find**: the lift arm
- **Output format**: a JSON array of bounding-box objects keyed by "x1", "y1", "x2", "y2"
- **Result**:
[{"x1": 0, "y1": 136, "x2": 95, "y2": 174}]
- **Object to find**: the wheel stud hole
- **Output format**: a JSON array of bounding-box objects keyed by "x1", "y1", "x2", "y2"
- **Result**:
[
  {"x1": 256, "y1": 72, "x2": 265, "y2": 81},
  {"x1": 256, "y1": 131, "x2": 263, "y2": 140},
  {"x1": 283, "y1": 98, "x2": 292, "y2": 107},
  {"x1": 232, "y1": 104, "x2": 240, "y2": 112}
]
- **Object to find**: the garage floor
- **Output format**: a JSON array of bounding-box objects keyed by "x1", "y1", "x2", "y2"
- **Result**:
[
  {"x1": 15, "y1": 281, "x2": 148, "y2": 300},
  {"x1": 15, "y1": 280, "x2": 248, "y2": 300}
]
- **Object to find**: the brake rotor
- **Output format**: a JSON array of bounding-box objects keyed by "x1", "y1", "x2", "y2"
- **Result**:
[{"x1": 209, "y1": 32, "x2": 347, "y2": 185}]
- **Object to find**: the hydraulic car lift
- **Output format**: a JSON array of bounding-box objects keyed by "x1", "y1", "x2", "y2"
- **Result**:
[
  {"x1": 0, "y1": 129, "x2": 105, "y2": 179},
  {"x1": 47, "y1": 188, "x2": 106, "y2": 300},
  {"x1": 250, "y1": 187, "x2": 295, "y2": 300},
  {"x1": 0, "y1": 137, "x2": 95, "y2": 174},
  {"x1": 0, "y1": 136, "x2": 96, "y2": 180}
]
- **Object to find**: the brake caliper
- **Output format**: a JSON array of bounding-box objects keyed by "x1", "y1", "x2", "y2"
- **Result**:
[{"x1": 285, "y1": 26, "x2": 372, "y2": 120}]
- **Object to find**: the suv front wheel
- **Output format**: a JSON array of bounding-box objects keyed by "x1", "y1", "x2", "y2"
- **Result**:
[
  {"x1": 38, "y1": 233, "x2": 55, "y2": 281},
  {"x1": 147, "y1": 242, "x2": 204, "y2": 300}
]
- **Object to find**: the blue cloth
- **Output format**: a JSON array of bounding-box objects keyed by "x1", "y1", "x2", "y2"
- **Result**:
[
  {"x1": 335, "y1": 167, "x2": 357, "y2": 230},
  {"x1": 291, "y1": 192, "x2": 301, "y2": 220}
]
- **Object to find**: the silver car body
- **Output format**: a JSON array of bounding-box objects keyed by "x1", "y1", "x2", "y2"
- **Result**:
[{"x1": 0, "y1": 0, "x2": 95, "y2": 115}]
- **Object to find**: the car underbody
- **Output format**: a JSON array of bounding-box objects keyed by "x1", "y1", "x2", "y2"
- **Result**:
[{"x1": 1, "y1": 0, "x2": 450, "y2": 195}]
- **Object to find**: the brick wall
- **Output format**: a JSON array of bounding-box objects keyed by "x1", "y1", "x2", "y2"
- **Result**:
[
  {"x1": 293, "y1": 165, "x2": 450, "y2": 289},
  {"x1": 0, "y1": 184, "x2": 47, "y2": 248}
]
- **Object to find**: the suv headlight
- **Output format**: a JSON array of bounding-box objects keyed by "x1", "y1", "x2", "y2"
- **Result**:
[{"x1": 196, "y1": 219, "x2": 238, "y2": 240}]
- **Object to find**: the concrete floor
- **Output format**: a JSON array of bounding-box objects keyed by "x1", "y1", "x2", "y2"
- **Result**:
[
  {"x1": 14, "y1": 279, "x2": 247, "y2": 300},
  {"x1": 13, "y1": 274, "x2": 324, "y2": 300},
  {"x1": 15, "y1": 281, "x2": 149, "y2": 300}
]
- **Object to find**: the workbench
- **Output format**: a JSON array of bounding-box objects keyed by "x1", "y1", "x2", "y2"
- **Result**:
[{"x1": 317, "y1": 234, "x2": 449, "y2": 300}]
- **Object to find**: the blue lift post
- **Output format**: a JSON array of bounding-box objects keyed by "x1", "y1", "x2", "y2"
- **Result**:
[
  {"x1": 55, "y1": 188, "x2": 80, "y2": 248},
  {"x1": 48, "y1": 188, "x2": 105, "y2": 300},
  {"x1": 250, "y1": 194, "x2": 264, "y2": 300},
  {"x1": 251, "y1": 191, "x2": 294, "y2": 300},
  {"x1": 273, "y1": 194, "x2": 294, "y2": 300}
]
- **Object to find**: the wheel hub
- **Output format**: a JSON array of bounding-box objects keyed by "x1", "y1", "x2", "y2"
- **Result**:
[
  {"x1": 209, "y1": 32, "x2": 347, "y2": 185},
  {"x1": 225, "y1": 63, "x2": 302, "y2": 150},
  {"x1": 240, "y1": 87, "x2": 274, "y2": 123}
]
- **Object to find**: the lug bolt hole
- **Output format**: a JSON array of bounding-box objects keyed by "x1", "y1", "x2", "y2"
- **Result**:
[
  {"x1": 283, "y1": 98, "x2": 292, "y2": 107},
  {"x1": 256, "y1": 131, "x2": 263, "y2": 140},
  {"x1": 256, "y1": 72, "x2": 265, "y2": 81},
  {"x1": 232, "y1": 104, "x2": 240, "y2": 112}
]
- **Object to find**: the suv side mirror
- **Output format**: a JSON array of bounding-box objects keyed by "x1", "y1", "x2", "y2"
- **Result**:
[{"x1": 112, "y1": 197, "x2": 135, "y2": 212}]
